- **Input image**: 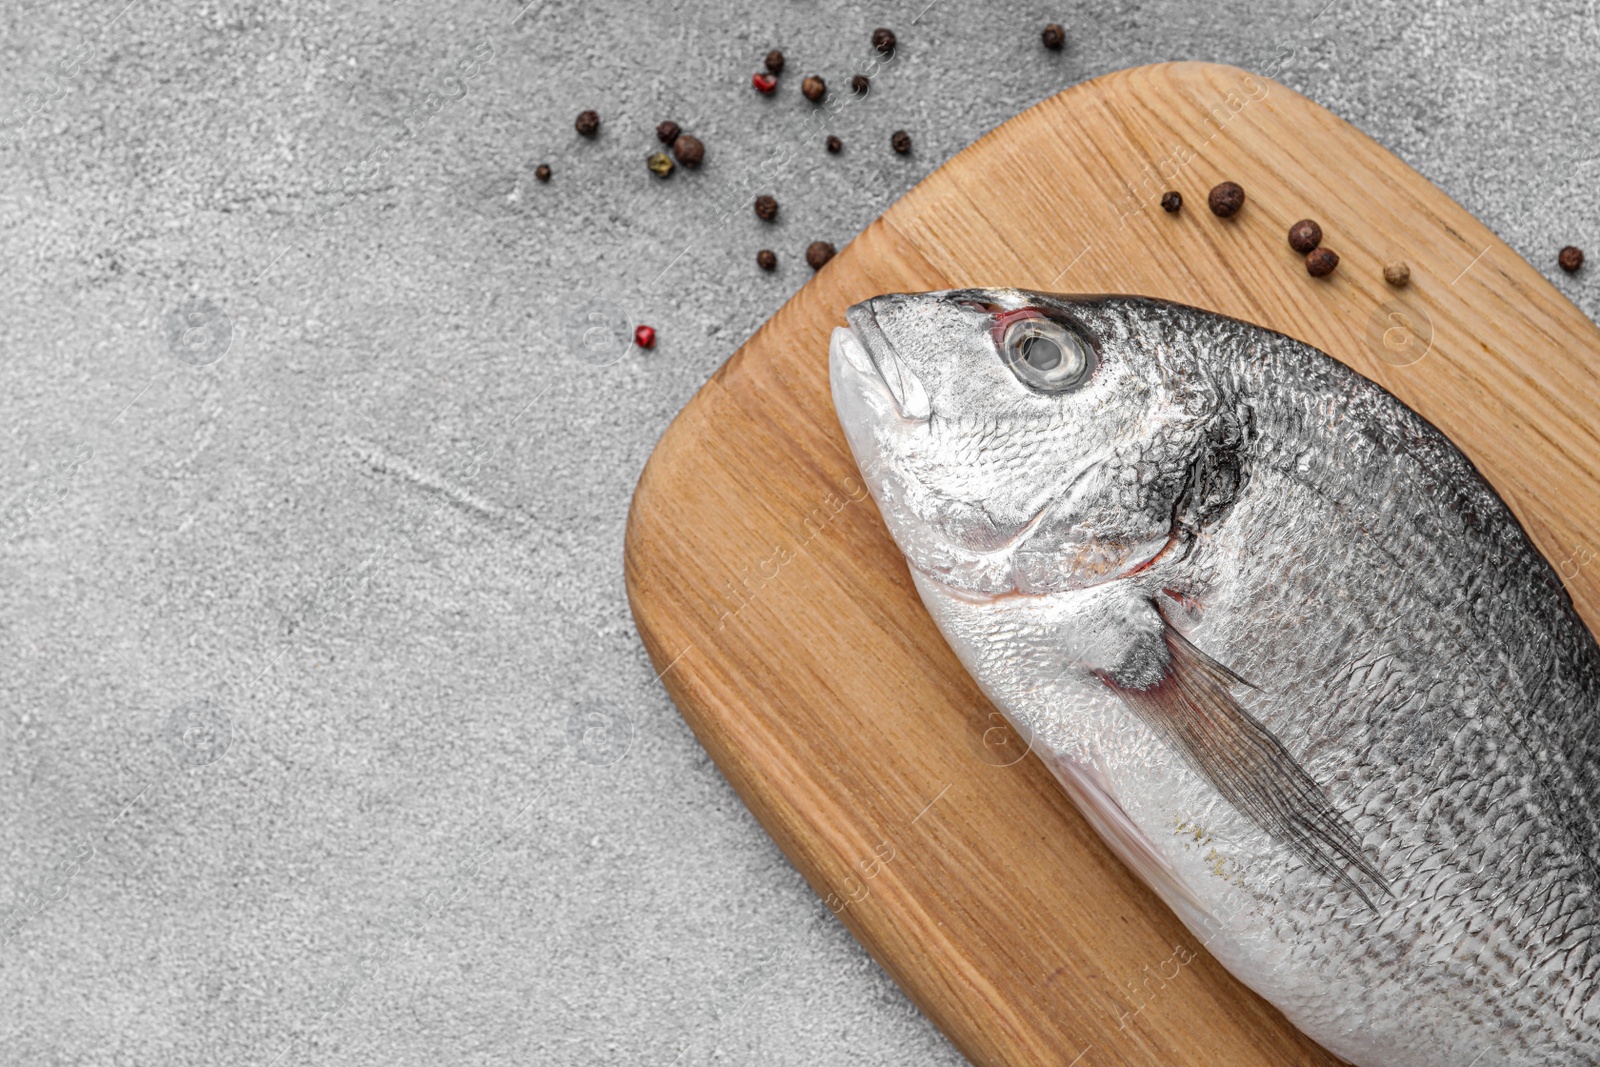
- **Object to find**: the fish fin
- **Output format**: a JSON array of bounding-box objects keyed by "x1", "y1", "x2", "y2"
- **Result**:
[
  {"x1": 1036, "y1": 747, "x2": 1216, "y2": 928},
  {"x1": 1097, "y1": 604, "x2": 1391, "y2": 910}
]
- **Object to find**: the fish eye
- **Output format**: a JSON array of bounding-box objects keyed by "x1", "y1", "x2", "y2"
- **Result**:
[{"x1": 1001, "y1": 316, "x2": 1095, "y2": 392}]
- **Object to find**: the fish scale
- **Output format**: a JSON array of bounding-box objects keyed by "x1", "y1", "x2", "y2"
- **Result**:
[{"x1": 831, "y1": 288, "x2": 1600, "y2": 1065}]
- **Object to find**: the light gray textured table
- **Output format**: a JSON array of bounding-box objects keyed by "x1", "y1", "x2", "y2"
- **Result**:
[{"x1": 0, "y1": 1, "x2": 1594, "y2": 1063}]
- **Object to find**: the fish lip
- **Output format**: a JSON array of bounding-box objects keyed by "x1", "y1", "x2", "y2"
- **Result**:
[
  {"x1": 843, "y1": 299, "x2": 884, "y2": 352},
  {"x1": 844, "y1": 299, "x2": 930, "y2": 420}
]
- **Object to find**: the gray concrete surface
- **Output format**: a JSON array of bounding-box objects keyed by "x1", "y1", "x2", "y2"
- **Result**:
[{"x1": 0, "y1": 0, "x2": 1594, "y2": 1063}]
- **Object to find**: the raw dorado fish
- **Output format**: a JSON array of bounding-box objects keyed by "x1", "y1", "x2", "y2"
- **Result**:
[{"x1": 829, "y1": 289, "x2": 1600, "y2": 1066}]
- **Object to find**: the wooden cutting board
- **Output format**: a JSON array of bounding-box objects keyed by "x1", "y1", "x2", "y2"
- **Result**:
[{"x1": 624, "y1": 62, "x2": 1600, "y2": 1066}]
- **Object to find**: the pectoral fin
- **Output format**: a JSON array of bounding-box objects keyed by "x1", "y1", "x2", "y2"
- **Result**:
[{"x1": 1096, "y1": 602, "x2": 1390, "y2": 909}]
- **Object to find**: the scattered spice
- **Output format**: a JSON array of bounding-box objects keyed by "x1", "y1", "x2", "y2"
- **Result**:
[
  {"x1": 851, "y1": 73, "x2": 870, "y2": 95},
  {"x1": 1383, "y1": 261, "x2": 1411, "y2": 287},
  {"x1": 872, "y1": 27, "x2": 896, "y2": 55},
  {"x1": 765, "y1": 49, "x2": 785, "y2": 75},
  {"x1": 891, "y1": 129, "x2": 912, "y2": 154},
  {"x1": 575, "y1": 110, "x2": 600, "y2": 137},
  {"x1": 647, "y1": 152, "x2": 675, "y2": 178},
  {"x1": 1160, "y1": 191, "x2": 1182, "y2": 213},
  {"x1": 754, "y1": 194, "x2": 779, "y2": 221},
  {"x1": 634, "y1": 325, "x2": 656, "y2": 349},
  {"x1": 1287, "y1": 219, "x2": 1322, "y2": 253},
  {"x1": 1207, "y1": 181, "x2": 1245, "y2": 218},
  {"x1": 806, "y1": 241, "x2": 836, "y2": 270},
  {"x1": 752, "y1": 72, "x2": 778, "y2": 94},
  {"x1": 656, "y1": 121, "x2": 681, "y2": 145},
  {"x1": 673, "y1": 134, "x2": 704, "y2": 168},
  {"x1": 1305, "y1": 247, "x2": 1340, "y2": 277},
  {"x1": 757, "y1": 249, "x2": 777, "y2": 271},
  {"x1": 1042, "y1": 24, "x2": 1066, "y2": 50},
  {"x1": 802, "y1": 75, "x2": 826, "y2": 102},
  {"x1": 1560, "y1": 246, "x2": 1585, "y2": 273},
  {"x1": 826, "y1": 135, "x2": 842, "y2": 154},
  {"x1": 534, "y1": 163, "x2": 552, "y2": 183}
]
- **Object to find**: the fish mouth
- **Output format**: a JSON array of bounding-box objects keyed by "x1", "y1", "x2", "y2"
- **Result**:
[{"x1": 840, "y1": 302, "x2": 930, "y2": 420}]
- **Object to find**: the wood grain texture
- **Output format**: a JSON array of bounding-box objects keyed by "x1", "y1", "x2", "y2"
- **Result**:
[{"x1": 623, "y1": 62, "x2": 1600, "y2": 1066}]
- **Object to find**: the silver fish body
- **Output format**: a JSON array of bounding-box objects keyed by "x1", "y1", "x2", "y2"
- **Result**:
[{"x1": 829, "y1": 289, "x2": 1600, "y2": 1066}]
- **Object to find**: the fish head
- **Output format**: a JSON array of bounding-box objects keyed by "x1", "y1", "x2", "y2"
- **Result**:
[{"x1": 831, "y1": 288, "x2": 1244, "y2": 597}]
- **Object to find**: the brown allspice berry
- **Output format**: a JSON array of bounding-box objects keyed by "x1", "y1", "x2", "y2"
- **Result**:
[
  {"x1": 891, "y1": 129, "x2": 912, "y2": 154},
  {"x1": 765, "y1": 49, "x2": 785, "y2": 75},
  {"x1": 1207, "y1": 181, "x2": 1245, "y2": 217},
  {"x1": 757, "y1": 249, "x2": 777, "y2": 271},
  {"x1": 1383, "y1": 261, "x2": 1411, "y2": 287},
  {"x1": 1287, "y1": 219, "x2": 1322, "y2": 253},
  {"x1": 806, "y1": 240, "x2": 836, "y2": 270},
  {"x1": 1560, "y1": 246, "x2": 1585, "y2": 273},
  {"x1": 656, "y1": 120, "x2": 681, "y2": 145},
  {"x1": 673, "y1": 134, "x2": 704, "y2": 168},
  {"x1": 575, "y1": 110, "x2": 600, "y2": 137},
  {"x1": 647, "y1": 152, "x2": 674, "y2": 178},
  {"x1": 872, "y1": 27, "x2": 896, "y2": 54},
  {"x1": 1042, "y1": 23, "x2": 1066, "y2": 50},
  {"x1": 851, "y1": 73, "x2": 870, "y2": 95},
  {"x1": 534, "y1": 163, "x2": 551, "y2": 182},
  {"x1": 1160, "y1": 191, "x2": 1182, "y2": 213},
  {"x1": 802, "y1": 75, "x2": 826, "y2": 102},
  {"x1": 826, "y1": 135, "x2": 842, "y2": 154},
  {"x1": 754, "y1": 195, "x2": 778, "y2": 221},
  {"x1": 1306, "y1": 247, "x2": 1340, "y2": 277}
]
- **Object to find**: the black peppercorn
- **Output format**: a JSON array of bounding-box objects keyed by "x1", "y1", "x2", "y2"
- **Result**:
[
  {"x1": 806, "y1": 240, "x2": 836, "y2": 270},
  {"x1": 1207, "y1": 181, "x2": 1245, "y2": 217},
  {"x1": 534, "y1": 163, "x2": 551, "y2": 183},
  {"x1": 802, "y1": 75, "x2": 826, "y2": 102},
  {"x1": 656, "y1": 121, "x2": 681, "y2": 145},
  {"x1": 757, "y1": 249, "x2": 777, "y2": 271},
  {"x1": 891, "y1": 129, "x2": 911, "y2": 155},
  {"x1": 1306, "y1": 247, "x2": 1340, "y2": 277},
  {"x1": 765, "y1": 49, "x2": 785, "y2": 75},
  {"x1": 754, "y1": 195, "x2": 778, "y2": 221},
  {"x1": 1160, "y1": 191, "x2": 1181, "y2": 213},
  {"x1": 673, "y1": 134, "x2": 704, "y2": 168},
  {"x1": 851, "y1": 74, "x2": 870, "y2": 95},
  {"x1": 872, "y1": 27, "x2": 896, "y2": 54},
  {"x1": 1288, "y1": 219, "x2": 1322, "y2": 253},
  {"x1": 575, "y1": 110, "x2": 600, "y2": 137},
  {"x1": 826, "y1": 135, "x2": 842, "y2": 154},
  {"x1": 1042, "y1": 24, "x2": 1066, "y2": 50},
  {"x1": 1560, "y1": 246, "x2": 1585, "y2": 273}
]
